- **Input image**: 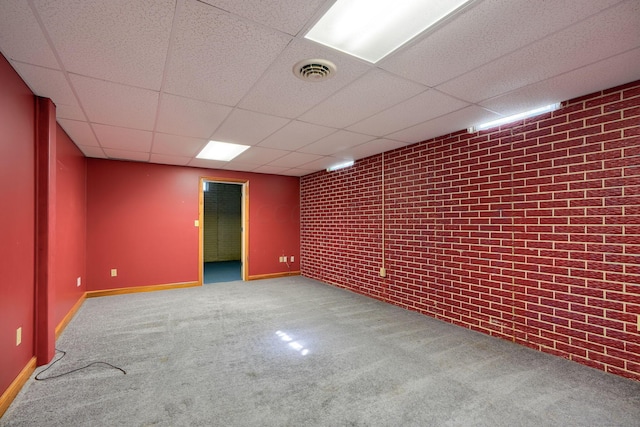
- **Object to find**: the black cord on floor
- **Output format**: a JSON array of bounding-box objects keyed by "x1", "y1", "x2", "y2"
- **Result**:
[{"x1": 35, "y1": 349, "x2": 126, "y2": 381}]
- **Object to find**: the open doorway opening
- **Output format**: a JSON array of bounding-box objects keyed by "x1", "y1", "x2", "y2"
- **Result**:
[{"x1": 199, "y1": 179, "x2": 247, "y2": 284}]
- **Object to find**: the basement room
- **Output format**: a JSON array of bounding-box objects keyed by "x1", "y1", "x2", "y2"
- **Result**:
[{"x1": 1, "y1": 0, "x2": 639, "y2": 425}]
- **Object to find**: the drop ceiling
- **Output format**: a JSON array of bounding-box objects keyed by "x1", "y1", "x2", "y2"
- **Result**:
[{"x1": 0, "y1": 0, "x2": 638, "y2": 176}]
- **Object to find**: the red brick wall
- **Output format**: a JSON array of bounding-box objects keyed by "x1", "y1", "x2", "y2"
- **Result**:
[{"x1": 301, "y1": 80, "x2": 640, "y2": 381}]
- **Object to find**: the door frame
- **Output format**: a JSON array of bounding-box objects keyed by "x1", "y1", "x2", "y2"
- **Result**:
[{"x1": 199, "y1": 177, "x2": 248, "y2": 284}]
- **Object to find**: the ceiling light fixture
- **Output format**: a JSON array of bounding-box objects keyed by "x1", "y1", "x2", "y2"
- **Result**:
[
  {"x1": 326, "y1": 160, "x2": 354, "y2": 172},
  {"x1": 305, "y1": 0, "x2": 474, "y2": 63},
  {"x1": 196, "y1": 140, "x2": 250, "y2": 161},
  {"x1": 468, "y1": 103, "x2": 561, "y2": 133}
]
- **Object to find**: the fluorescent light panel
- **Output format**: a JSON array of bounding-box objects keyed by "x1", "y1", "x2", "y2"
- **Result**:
[
  {"x1": 327, "y1": 160, "x2": 354, "y2": 172},
  {"x1": 305, "y1": 0, "x2": 473, "y2": 63},
  {"x1": 469, "y1": 103, "x2": 561, "y2": 132},
  {"x1": 196, "y1": 140, "x2": 250, "y2": 161}
]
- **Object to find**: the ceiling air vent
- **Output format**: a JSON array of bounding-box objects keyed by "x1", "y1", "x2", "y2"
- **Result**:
[{"x1": 293, "y1": 59, "x2": 336, "y2": 82}]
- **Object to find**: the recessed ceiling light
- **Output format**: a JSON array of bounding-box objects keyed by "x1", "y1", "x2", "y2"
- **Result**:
[
  {"x1": 468, "y1": 103, "x2": 561, "y2": 132},
  {"x1": 305, "y1": 0, "x2": 474, "y2": 63},
  {"x1": 196, "y1": 140, "x2": 250, "y2": 161}
]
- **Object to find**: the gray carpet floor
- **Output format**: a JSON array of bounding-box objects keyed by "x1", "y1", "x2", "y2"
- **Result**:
[{"x1": 2, "y1": 276, "x2": 640, "y2": 426}]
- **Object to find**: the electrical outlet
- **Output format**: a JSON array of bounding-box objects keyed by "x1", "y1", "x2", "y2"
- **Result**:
[
  {"x1": 77, "y1": 277, "x2": 81, "y2": 287},
  {"x1": 111, "y1": 268, "x2": 118, "y2": 277},
  {"x1": 194, "y1": 220, "x2": 199, "y2": 227},
  {"x1": 290, "y1": 256, "x2": 294, "y2": 262},
  {"x1": 379, "y1": 267, "x2": 386, "y2": 277},
  {"x1": 16, "y1": 327, "x2": 22, "y2": 346},
  {"x1": 278, "y1": 256, "x2": 283, "y2": 263}
]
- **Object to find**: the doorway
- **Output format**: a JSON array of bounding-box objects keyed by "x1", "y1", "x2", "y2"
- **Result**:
[{"x1": 199, "y1": 179, "x2": 247, "y2": 284}]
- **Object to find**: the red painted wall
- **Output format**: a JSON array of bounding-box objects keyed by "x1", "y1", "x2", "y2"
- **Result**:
[
  {"x1": 86, "y1": 160, "x2": 299, "y2": 290},
  {"x1": 301, "y1": 80, "x2": 640, "y2": 381},
  {"x1": 0, "y1": 54, "x2": 36, "y2": 393},
  {"x1": 55, "y1": 126, "x2": 86, "y2": 324},
  {"x1": 34, "y1": 96, "x2": 57, "y2": 364}
]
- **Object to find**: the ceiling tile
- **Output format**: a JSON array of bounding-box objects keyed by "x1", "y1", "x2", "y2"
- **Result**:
[
  {"x1": 11, "y1": 62, "x2": 76, "y2": 106},
  {"x1": 11, "y1": 60, "x2": 86, "y2": 121},
  {"x1": 387, "y1": 106, "x2": 500, "y2": 143},
  {"x1": 238, "y1": 38, "x2": 371, "y2": 118},
  {"x1": 347, "y1": 89, "x2": 469, "y2": 137},
  {"x1": 70, "y1": 74, "x2": 159, "y2": 130},
  {"x1": 164, "y1": 0, "x2": 291, "y2": 105},
  {"x1": 268, "y1": 152, "x2": 324, "y2": 168},
  {"x1": 2, "y1": 0, "x2": 638, "y2": 177},
  {"x1": 336, "y1": 139, "x2": 410, "y2": 161},
  {"x1": 156, "y1": 94, "x2": 232, "y2": 139},
  {"x1": 258, "y1": 120, "x2": 336, "y2": 150},
  {"x1": 437, "y1": 1, "x2": 640, "y2": 103},
  {"x1": 187, "y1": 158, "x2": 229, "y2": 170},
  {"x1": 233, "y1": 146, "x2": 289, "y2": 165},
  {"x1": 0, "y1": 0, "x2": 58, "y2": 68},
  {"x1": 152, "y1": 133, "x2": 207, "y2": 157},
  {"x1": 211, "y1": 109, "x2": 289, "y2": 145},
  {"x1": 381, "y1": 0, "x2": 624, "y2": 87},
  {"x1": 93, "y1": 124, "x2": 153, "y2": 152},
  {"x1": 299, "y1": 69, "x2": 426, "y2": 128},
  {"x1": 33, "y1": 0, "x2": 174, "y2": 90},
  {"x1": 103, "y1": 149, "x2": 150, "y2": 162},
  {"x1": 199, "y1": 0, "x2": 326, "y2": 36},
  {"x1": 298, "y1": 130, "x2": 374, "y2": 156},
  {"x1": 252, "y1": 165, "x2": 294, "y2": 175},
  {"x1": 56, "y1": 104, "x2": 85, "y2": 121},
  {"x1": 221, "y1": 162, "x2": 259, "y2": 172},
  {"x1": 281, "y1": 168, "x2": 314, "y2": 177},
  {"x1": 77, "y1": 145, "x2": 106, "y2": 158},
  {"x1": 149, "y1": 153, "x2": 192, "y2": 166},
  {"x1": 480, "y1": 47, "x2": 640, "y2": 116},
  {"x1": 57, "y1": 119, "x2": 99, "y2": 147}
]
